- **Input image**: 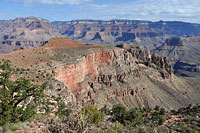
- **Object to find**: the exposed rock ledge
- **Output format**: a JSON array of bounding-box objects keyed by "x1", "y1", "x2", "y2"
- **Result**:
[
  {"x1": 1, "y1": 36, "x2": 200, "y2": 110},
  {"x1": 54, "y1": 44, "x2": 199, "y2": 110}
]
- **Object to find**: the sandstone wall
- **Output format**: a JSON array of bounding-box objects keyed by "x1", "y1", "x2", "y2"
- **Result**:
[
  {"x1": 53, "y1": 46, "x2": 200, "y2": 110},
  {"x1": 55, "y1": 50, "x2": 120, "y2": 92}
]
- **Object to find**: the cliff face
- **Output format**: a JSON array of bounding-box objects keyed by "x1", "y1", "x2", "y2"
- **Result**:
[
  {"x1": 152, "y1": 36, "x2": 200, "y2": 72},
  {"x1": 117, "y1": 44, "x2": 173, "y2": 79},
  {"x1": 53, "y1": 20, "x2": 165, "y2": 45},
  {"x1": 0, "y1": 17, "x2": 60, "y2": 53},
  {"x1": 45, "y1": 38, "x2": 199, "y2": 110},
  {"x1": 52, "y1": 20, "x2": 200, "y2": 48},
  {"x1": 53, "y1": 20, "x2": 200, "y2": 38},
  {"x1": 2, "y1": 17, "x2": 200, "y2": 54},
  {"x1": 55, "y1": 50, "x2": 117, "y2": 92},
  {"x1": 1, "y1": 37, "x2": 200, "y2": 110}
]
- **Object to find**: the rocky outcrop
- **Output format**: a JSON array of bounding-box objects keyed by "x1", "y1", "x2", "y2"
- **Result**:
[
  {"x1": 55, "y1": 50, "x2": 117, "y2": 92},
  {"x1": 94, "y1": 69, "x2": 140, "y2": 86},
  {"x1": 1, "y1": 37, "x2": 200, "y2": 110},
  {"x1": 151, "y1": 53, "x2": 173, "y2": 79},
  {"x1": 48, "y1": 38, "x2": 200, "y2": 110},
  {"x1": 117, "y1": 44, "x2": 173, "y2": 79}
]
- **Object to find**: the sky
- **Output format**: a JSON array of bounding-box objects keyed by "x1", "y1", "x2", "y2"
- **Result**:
[{"x1": 0, "y1": 0, "x2": 200, "y2": 23}]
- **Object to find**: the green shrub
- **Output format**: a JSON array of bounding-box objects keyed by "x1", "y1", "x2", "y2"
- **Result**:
[
  {"x1": 171, "y1": 109, "x2": 178, "y2": 115},
  {"x1": 112, "y1": 104, "x2": 128, "y2": 124},
  {"x1": 158, "y1": 116, "x2": 165, "y2": 125},
  {"x1": 154, "y1": 105, "x2": 160, "y2": 111},
  {"x1": 178, "y1": 107, "x2": 184, "y2": 114},
  {"x1": 126, "y1": 109, "x2": 143, "y2": 126},
  {"x1": 81, "y1": 105, "x2": 102, "y2": 125},
  {"x1": 160, "y1": 108, "x2": 166, "y2": 115},
  {"x1": 100, "y1": 105, "x2": 110, "y2": 115},
  {"x1": 56, "y1": 98, "x2": 71, "y2": 118},
  {"x1": 193, "y1": 105, "x2": 199, "y2": 113},
  {"x1": 184, "y1": 116, "x2": 195, "y2": 123},
  {"x1": 151, "y1": 114, "x2": 165, "y2": 126}
]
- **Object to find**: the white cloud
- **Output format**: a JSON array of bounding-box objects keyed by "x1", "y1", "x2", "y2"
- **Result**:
[
  {"x1": 6, "y1": 0, "x2": 200, "y2": 23},
  {"x1": 78, "y1": 0, "x2": 200, "y2": 23},
  {"x1": 15, "y1": 0, "x2": 95, "y2": 5}
]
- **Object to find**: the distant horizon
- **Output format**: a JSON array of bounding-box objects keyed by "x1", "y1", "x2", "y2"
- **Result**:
[
  {"x1": 1, "y1": 16, "x2": 200, "y2": 24},
  {"x1": 0, "y1": 0, "x2": 200, "y2": 23}
]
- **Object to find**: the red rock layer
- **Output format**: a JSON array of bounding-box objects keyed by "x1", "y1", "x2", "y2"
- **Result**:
[{"x1": 54, "y1": 50, "x2": 117, "y2": 92}]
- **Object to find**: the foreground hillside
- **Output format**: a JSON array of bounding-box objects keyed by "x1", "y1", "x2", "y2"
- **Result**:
[
  {"x1": 0, "y1": 37, "x2": 200, "y2": 132},
  {"x1": 1, "y1": 36, "x2": 199, "y2": 110}
]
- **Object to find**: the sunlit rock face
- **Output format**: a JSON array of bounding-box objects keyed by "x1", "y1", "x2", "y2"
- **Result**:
[
  {"x1": 2, "y1": 18, "x2": 200, "y2": 53},
  {"x1": 1, "y1": 36, "x2": 200, "y2": 110},
  {"x1": 52, "y1": 39, "x2": 199, "y2": 110}
]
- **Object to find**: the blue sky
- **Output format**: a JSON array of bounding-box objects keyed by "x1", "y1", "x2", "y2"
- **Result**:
[{"x1": 0, "y1": 0, "x2": 200, "y2": 23}]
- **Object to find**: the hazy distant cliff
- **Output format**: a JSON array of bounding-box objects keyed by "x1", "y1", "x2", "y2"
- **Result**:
[{"x1": 1, "y1": 17, "x2": 200, "y2": 53}]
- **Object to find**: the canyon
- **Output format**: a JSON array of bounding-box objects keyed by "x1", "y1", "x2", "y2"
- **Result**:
[
  {"x1": 1, "y1": 17, "x2": 200, "y2": 73},
  {"x1": 152, "y1": 36, "x2": 200, "y2": 72},
  {"x1": 1, "y1": 37, "x2": 200, "y2": 110},
  {"x1": 1, "y1": 17, "x2": 200, "y2": 52},
  {"x1": 0, "y1": 18, "x2": 200, "y2": 110}
]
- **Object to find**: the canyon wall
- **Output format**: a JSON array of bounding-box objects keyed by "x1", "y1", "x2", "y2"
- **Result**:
[
  {"x1": 54, "y1": 45, "x2": 200, "y2": 110},
  {"x1": 153, "y1": 36, "x2": 200, "y2": 72},
  {"x1": 2, "y1": 36, "x2": 199, "y2": 110},
  {"x1": 0, "y1": 17, "x2": 60, "y2": 53},
  {"x1": 55, "y1": 50, "x2": 117, "y2": 92},
  {"x1": 2, "y1": 17, "x2": 200, "y2": 53}
]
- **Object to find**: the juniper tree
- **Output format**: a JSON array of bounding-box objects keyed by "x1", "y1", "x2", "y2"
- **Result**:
[{"x1": 0, "y1": 60, "x2": 46, "y2": 126}]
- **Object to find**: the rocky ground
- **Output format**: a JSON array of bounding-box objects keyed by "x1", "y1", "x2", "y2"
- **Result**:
[
  {"x1": 1, "y1": 36, "x2": 199, "y2": 111},
  {"x1": 0, "y1": 36, "x2": 200, "y2": 133}
]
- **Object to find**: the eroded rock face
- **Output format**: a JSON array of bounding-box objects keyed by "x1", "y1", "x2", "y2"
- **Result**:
[
  {"x1": 3, "y1": 37, "x2": 199, "y2": 110},
  {"x1": 0, "y1": 17, "x2": 60, "y2": 53},
  {"x1": 152, "y1": 35, "x2": 200, "y2": 72},
  {"x1": 55, "y1": 50, "x2": 116, "y2": 92},
  {"x1": 53, "y1": 42, "x2": 199, "y2": 110},
  {"x1": 54, "y1": 48, "x2": 143, "y2": 107},
  {"x1": 2, "y1": 18, "x2": 200, "y2": 54},
  {"x1": 117, "y1": 44, "x2": 173, "y2": 79}
]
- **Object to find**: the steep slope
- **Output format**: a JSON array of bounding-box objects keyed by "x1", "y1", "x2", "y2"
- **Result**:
[
  {"x1": 1, "y1": 17, "x2": 200, "y2": 54},
  {"x1": 0, "y1": 17, "x2": 60, "y2": 53},
  {"x1": 53, "y1": 20, "x2": 200, "y2": 47},
  {"x1": 52, "y1": 20, "x2": 166, "y2": 49},
  {"x1": 152, "y1": 36, "x2": 200, "y2": 72},
  {"x1": 1, "y1": 37, "x2": 199, "y2": 110}
]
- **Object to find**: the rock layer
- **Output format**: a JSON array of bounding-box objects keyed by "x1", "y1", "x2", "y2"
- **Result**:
[
  {"x1": 117, "y1": 44, "x2": 173, "y2": 79},
  {"x1": 153, "y1": 36, "x2": 200, "y2": 72},
  {"x1": 2, "y1": 17, "x2": 200, "y2": 53},
  {"x1": 47, "y1": 38, "x2": 200, "y2": 110},
  {"x1": 1, "y1": 37, "x2": 200, "y2": 110}
]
